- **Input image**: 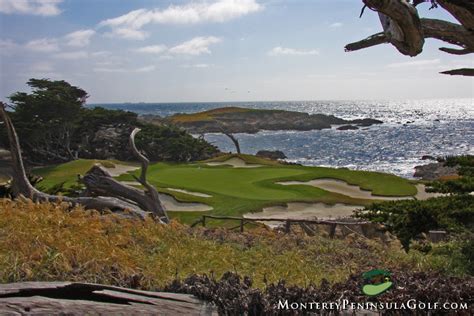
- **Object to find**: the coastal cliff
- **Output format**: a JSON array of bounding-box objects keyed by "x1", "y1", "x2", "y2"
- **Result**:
[{"x1": 141, "y1": 107, "x2": 382, "y2": 134}]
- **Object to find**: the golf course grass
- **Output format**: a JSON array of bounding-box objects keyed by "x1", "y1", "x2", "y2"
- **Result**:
[{"x1": 33, "y1": 155, "x2": 417, "y2": 224}]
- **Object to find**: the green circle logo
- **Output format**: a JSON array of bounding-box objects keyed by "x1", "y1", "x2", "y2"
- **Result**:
[{"x1": 361, "y1": 269, "x2": 393, "y2": 296}]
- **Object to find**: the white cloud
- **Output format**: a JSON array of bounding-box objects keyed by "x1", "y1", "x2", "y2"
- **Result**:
[
  {"x1": 99, "y1": 0, "x2": 262, "y2": 40},
  {"x1": 181, "y1": 63, "x2": 211, "y2": 68},
  {"x1": 91, "y1": 51, "x2": 111, "y2": 58},
  {"x1": 169, "y1": 36, "x2": 221, "y2": 55},
  {"x1": 93, "y1": 67, "x2": 126, "y2": 73},
  {"x1": 54, "y1": 51, "x2": 88, "y2": 60},
  {"x1": 25, "y1": 38, "x2": 59, "y2": 52},
  {"x1": 64, "y1": 29, "x2": 95, "y2": 47},
  {"x1": 135, "y1": 65, "x2": 156, "y2": 72},
  {"x1": 106, "y1": 27, "x2": 149, "y2": 40},
  {"x1": 134, "y1": 45, "x2": 167, "y2": 54},
  {"x1": 94, "y1": 65, "x2": 156, "y2": 73},
  {"x1": 0, "y1": 39, "x2": 17, "y2": 54},
  {"x1": 268, "y1": 46, "x2": 319, "y2": 56},
  {"x1": 0, "y1": 0, "x2": 62, "y2": 16},
  {"x1": 386, "y1": 59, "x2": 441, "y2": 68},
  {"x1": 329, "y1": 22, "x2": 343, "y2": 28},
  {"x1": 30, "y1": 62, "x2": 54, "y2": 72}
]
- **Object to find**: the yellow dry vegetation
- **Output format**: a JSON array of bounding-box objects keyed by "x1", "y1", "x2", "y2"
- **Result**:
[{"x1": 0, "y1": 199, "x2": 455, "y2": 290}]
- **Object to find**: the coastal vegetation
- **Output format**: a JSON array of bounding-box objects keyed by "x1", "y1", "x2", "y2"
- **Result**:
[
  {"x1": 0, "y1": 79, "x2": 218, "y2": 164},
  {"x1": 356, "y1": 155, "x2": 474, "y2": 274},
  {"x1": 0, "y1": 199, "x2": 464, "y2": 289}
]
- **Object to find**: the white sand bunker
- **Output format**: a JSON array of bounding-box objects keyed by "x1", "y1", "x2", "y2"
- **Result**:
[
  {"x1": 278, "y1": 179, "x2": 440, "y2": 201},
  {"x1": 167, "y1": 188, "x2": 212, "y2": 198},
  {"x1": 206, "y1": 157, "x2": 262, "y2": 168},
  {"x1": 100, "y1": 163, "x2": 140, "y2": 177},
  {"x1": 159, "y1": 193, "x2": 213, "y2": 212},
  {"x1": 414, "y1": 184, "x2": 445, "y2": 200},
  {"x1": 245, "y1": 202, "x2": 361, "y2": 221}
]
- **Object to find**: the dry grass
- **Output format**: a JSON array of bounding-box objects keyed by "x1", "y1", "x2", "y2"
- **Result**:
[
  {"x1": 0, "y1": 199, "x2": 456, "y2": 291},
  {"x1": 170, "y1": 107, "x2": 251, "y2": 123}
]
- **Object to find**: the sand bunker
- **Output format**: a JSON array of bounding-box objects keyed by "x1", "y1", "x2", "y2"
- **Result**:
[
  {"x1": 206, "y1": 158, "x2": 262, "y2": 168},
  {"x1": 245, "y1": 202, "x2": 362, "y2": 223},
  {"x1": 159, "y1": 193, "x2": 213, "y2": 212},
  {"x1": 100, "y1": 163, "x2": 140, "y2": 177},
  {"x1": 167, "y1": 188, "x2": 212, "y2": 198},
  {"x1": 414, "y1": 184, "x2": 445, "y2": 200},
  {"x1": 278, "y1": 179, "x2": 441, "y2": 201}
]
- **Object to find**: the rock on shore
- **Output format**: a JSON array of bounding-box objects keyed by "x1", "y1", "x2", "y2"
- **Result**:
[{"x1": 141, "y1": 107, "x2": 382, "y2": 134}]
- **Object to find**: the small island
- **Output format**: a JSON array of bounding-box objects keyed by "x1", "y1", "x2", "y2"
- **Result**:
[{"x1": 141, "y1": 107, "x2": 383, "y2": 134}]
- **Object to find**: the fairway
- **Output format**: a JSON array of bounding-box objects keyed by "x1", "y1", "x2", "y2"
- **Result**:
[{"x1": 33, "y1": 155, "x2": 417, "y2": 224}]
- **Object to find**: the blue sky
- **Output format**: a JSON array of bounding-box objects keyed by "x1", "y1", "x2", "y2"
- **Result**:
[{"x1": 0, "y1": 0, "x2": 473, "y2": 103}]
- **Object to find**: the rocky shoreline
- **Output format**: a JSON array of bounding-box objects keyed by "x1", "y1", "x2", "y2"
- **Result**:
[{"x1": 141, "y1": 106, "x2": 383, "y2": 134}]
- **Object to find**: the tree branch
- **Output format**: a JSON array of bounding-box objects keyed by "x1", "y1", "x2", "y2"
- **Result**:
[
  {"x1": 0, "y1": 103, "x2": 166, "y2": 222},
  {"x1": 345, "y1": 32, "x2": 388, "y2": 52},
  {"x1": 440, "y1": 68, "x2": 474, "y2": 76},
  {"x1": 345, "y1": 18, "x2": 474, "y2": 54},
  {"x1": 364, "y1": 0, "x2": 425, "y2": 56},
  {"x1": 437, "y1": 0, "x2": 474, "y2": 32}
]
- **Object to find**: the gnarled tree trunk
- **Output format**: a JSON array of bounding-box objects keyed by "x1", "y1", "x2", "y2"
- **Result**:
[
  {"x1": 0, "y1": 103, "x2": 169, "y2": 223},
  {"x1": 345, "y1": 0, "x2": 474, "y2": 76}
]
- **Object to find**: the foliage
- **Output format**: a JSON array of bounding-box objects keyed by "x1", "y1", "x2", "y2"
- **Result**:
[
  {"x1": 6, "y1": 79, "x2": 87, "y2": 162},
  {"x1": 2, "y1": 79, "x2": 218, "y2": 164},
  {"x1": 355, "y1": 195, "x2": 474, "y2": 251},
  {"x1": 0, "y1": 200, "x2": 457, "y2": 290},
  {"x1": 135, "y1": 124, "x2": 218, "y2": 162},
  {"x1": 428, "y1": 155, "x2": 474, "y2": 194}
]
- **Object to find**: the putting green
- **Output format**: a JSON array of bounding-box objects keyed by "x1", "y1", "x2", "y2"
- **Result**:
[{"x1": 33, "y1": 155, "x2": 417, "y2": 224}]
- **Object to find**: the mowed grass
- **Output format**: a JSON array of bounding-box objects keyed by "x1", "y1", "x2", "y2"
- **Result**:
[{"x1": 33, "y1": 155, "x2": 417, "y2": 224}]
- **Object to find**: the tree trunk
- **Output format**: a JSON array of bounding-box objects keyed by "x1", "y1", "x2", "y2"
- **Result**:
[{"x1": 0, "y1": 103, "x2": 168, "y2": 223}]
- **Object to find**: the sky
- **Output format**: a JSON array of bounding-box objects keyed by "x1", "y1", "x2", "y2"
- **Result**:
[{"x1": 0, "y1": 0, "x2": 473, "y2": 103}]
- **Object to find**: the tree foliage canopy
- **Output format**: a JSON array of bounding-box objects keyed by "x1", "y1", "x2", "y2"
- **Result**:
[{"x1": 2, "y1": 79, "x2": 218, "y2": 164}]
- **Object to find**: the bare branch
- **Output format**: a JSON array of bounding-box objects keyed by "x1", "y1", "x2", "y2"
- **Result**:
[
  {"x1": 345, "y1": 32, "x2": 388, "y2": 52},
  {"x1": 440, "y1": 68, "x2": 474, "y2": 76},
  {"x1": 346, "y1": 18, "x2": 474, "y2": 56},
  {"x1": 129, "y1": 128, "x2": 169, "y2": 223},
  {"x1": 364, "y1": 0, "x2": 425, "y2": 56},
  {"x1": 437, "y1": 0, "x2": 474, "y2": 32},
  {"x1": 439, "y1": 47, "x2": 472, "y2": 55}
]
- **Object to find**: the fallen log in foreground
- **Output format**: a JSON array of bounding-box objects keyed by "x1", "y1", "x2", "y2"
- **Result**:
[{"x1": 0, "y1": 282, "x2": 217, "y2": 315}]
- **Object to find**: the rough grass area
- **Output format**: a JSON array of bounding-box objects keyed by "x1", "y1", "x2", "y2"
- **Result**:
[
  {"x1": 0, "y1": 200, "x2": 460, "y2": 290},
  {"x1": 33, "y1": 156, "x2": 417, "y2": 224},
  {"x1": 169, "y1": 107, "x2": 256, "y2": 123}
]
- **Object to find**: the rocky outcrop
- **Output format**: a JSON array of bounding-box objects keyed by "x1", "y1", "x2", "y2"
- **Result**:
[
  {"x1": 337, "y1": 125, "x2": 359, "y2": 131},
  {"x1": 256, "y1": 150, "x2": 287, "y2": 160},
  {"x1": 414, "y1": 162, "x2": 459, "y2": 180},
  {"x1": 142, "y1": 107, "x2": 383, "y2": 134}
]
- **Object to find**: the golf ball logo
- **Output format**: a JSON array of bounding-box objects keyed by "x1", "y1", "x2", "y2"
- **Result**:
[{"x1": 362, "y1": 269, "x2": 393, "y2": 296}]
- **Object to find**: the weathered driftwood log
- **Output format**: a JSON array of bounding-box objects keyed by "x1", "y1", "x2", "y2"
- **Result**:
[
  {"x1": 0, "y1": 282, "x2": 217, "y2": 315},
  {"x1": 0, "y1": 103, "x2": 169, "y2": 222},
  {"x1": 346, "y1": 0, "x2": 474, "y2": 76}
]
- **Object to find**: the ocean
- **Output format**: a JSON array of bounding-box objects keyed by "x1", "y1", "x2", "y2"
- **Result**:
[{"x1": 89, "y1": 99, "x2": 474, "y2": 178}]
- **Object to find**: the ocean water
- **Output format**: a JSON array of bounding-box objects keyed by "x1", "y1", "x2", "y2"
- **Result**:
[{"x1": 91, "y1": 99, "x2": 474, "y2": 178}]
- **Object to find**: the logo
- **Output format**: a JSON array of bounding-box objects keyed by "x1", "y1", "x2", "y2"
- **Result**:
[{"x1": 361, "y1": 269, "x2": 393, "y2": 296}]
